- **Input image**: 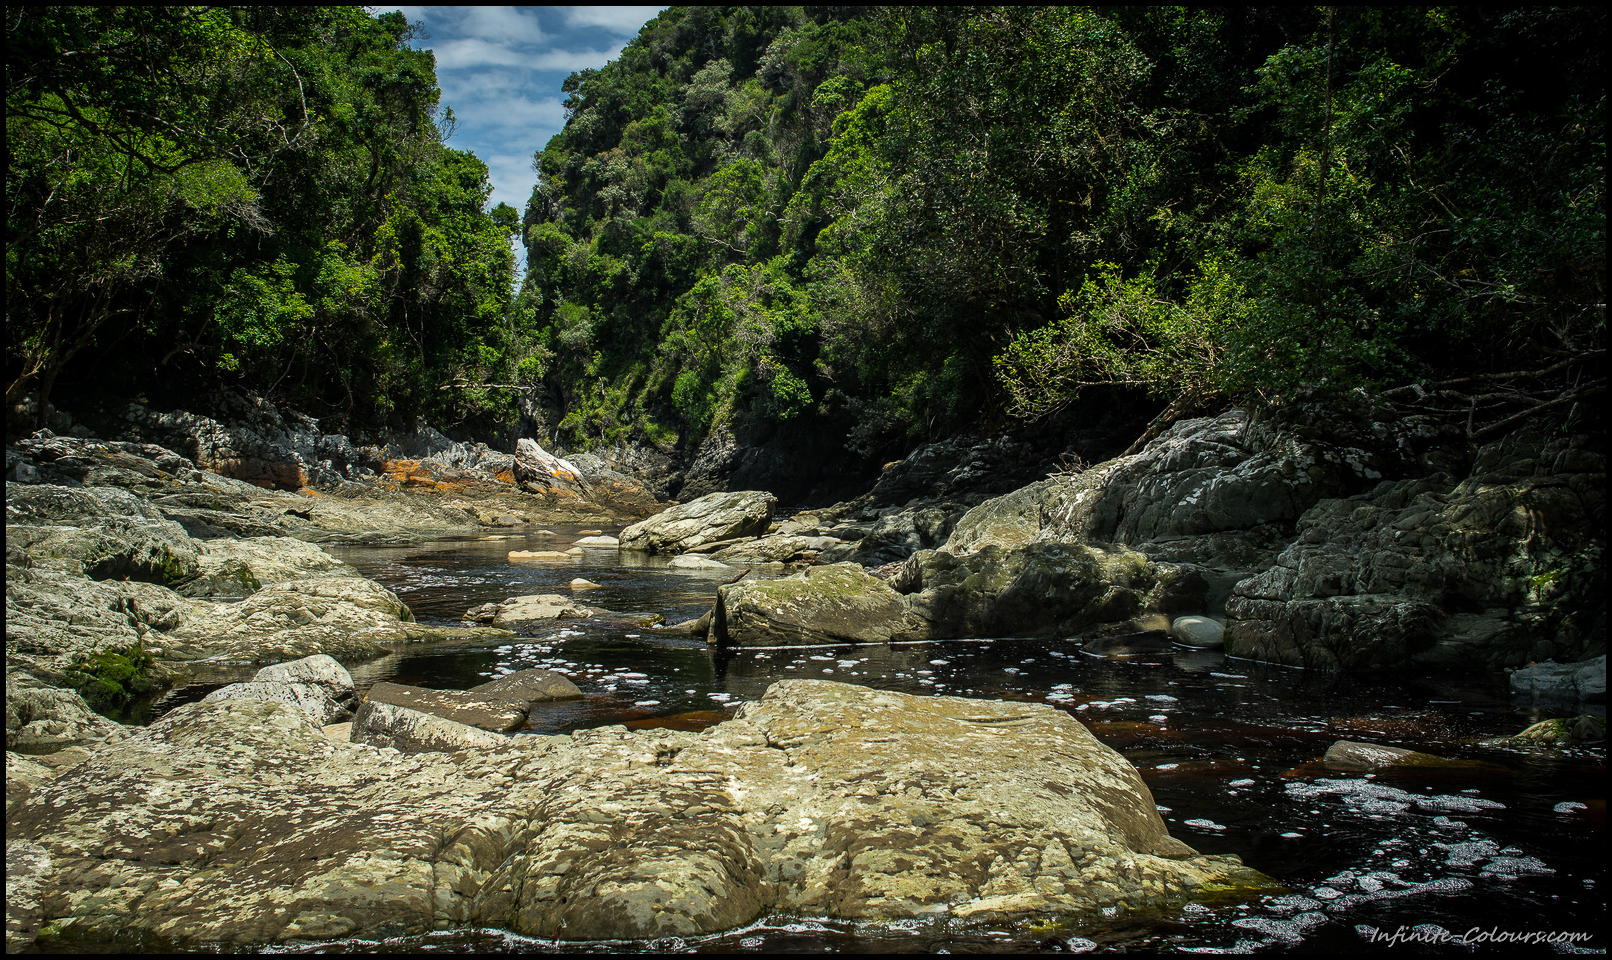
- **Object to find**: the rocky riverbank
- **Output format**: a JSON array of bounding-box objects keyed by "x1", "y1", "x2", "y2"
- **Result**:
[
  {"x1": 6, "y1": 388, "x2": 1604, "y2": 950},
  {"x1": 622, "y1": 393, "x2": 1604, "y2": 681}
]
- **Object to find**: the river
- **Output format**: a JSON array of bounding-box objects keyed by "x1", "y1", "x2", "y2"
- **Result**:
[{"x1": 151, "y1": 525, "x2": 1603, "y2": 953}]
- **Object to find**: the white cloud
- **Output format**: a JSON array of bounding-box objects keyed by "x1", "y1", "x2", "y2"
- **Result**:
[
  {"x1": 429, "y1": 37, "x2": 534, "y2": 70},
  {"x1": 448, "y1": 92, "x2": 566, "y2": 133},
  {"x1": 527, "y1": 45, "x2": 627, "y2": 73},
  {"x1": 563, "y1": 6, "x2": 668, "y2": 35}
]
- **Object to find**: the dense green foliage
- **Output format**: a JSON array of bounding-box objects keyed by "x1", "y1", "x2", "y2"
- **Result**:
[
  {"x1": 523, "y1": 6, "x2": 1603, "y2": 454},
  {"x1": 7, "y1": 7, "x2": 518, "y2": 431},
  {"x1": 9, "y1": 7, "x2": 1602, "y2": 453}
]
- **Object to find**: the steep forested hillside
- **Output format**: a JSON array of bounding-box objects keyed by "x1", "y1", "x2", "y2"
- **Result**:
[
  {"x1": 519, "y1": 6, "x2": 1603, "y2": 457},
  {"x1": 7, "y1": 6, "x2": 1602, "y2": 460},
  {"x1": 7, "y1": 7, "x2": 518, "y2": 432}
]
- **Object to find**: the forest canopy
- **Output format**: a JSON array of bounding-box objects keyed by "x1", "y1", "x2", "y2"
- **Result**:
[
  {"x1": 7, "y1": 6, "x2": 1604, "y2": 453},
  {"x1": 7, "y1": 6, "x2": 518, "y2": 431},
  {"x1": 516, "y1": 5, "x2": 1603, "y2": 455}
]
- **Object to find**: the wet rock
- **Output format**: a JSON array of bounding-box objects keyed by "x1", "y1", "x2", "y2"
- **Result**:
[
  {"x1": 713, "y1": 563, "x2": 926, "y2": 646},
  {"x1": 1082, "y1": 630, "x2": 1172, "y2": 657},
  {"x1": 1321, "y1": 740, "x2": 1449, "y2": 771},
  {"x1": 573, "y1": 535, "x2": 620, "y2": 546},
  {"x1": 1482, "y1": 715, "x2": 1605, "y2": 748},
  {"x1": 487, "y1": 595, "x2": 595, "y2": 630},
  {"x1": 668, "y1": 554, "x2": 730, "y2": 569},
  {"x1": 619, "y1": 490, "x2": 776, "y2": 554},
  {"x1": 1509, "y1": 656, "x2": 1606, "y2": 704},
  {"x1": 363, "y1": 682, "x2": 530, "y2": 733},
  {"x1": 507, "y1": 549, "x2": 575, "y2": 561},
  {"x1": 569, "y1": 578, "x2": 602, "y2": 590},
  {"x1": 468, "y1": 668, "x2": 582, "y2": 703},
  {"x1": 350, "y1": 699, "x2": 513, "y2": 753},
  {"x1": 1172, "y1": 615, "x2": 1226, "y2": 648}
]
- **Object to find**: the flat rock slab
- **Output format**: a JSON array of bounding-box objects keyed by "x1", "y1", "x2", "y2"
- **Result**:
[
  {"x1": 9, "y1": 682, "x2": 1272, "y2": 949},
  {"x1": 350, "y1": 699, "x2": 514, "y2": 753},
  {"x1": 364, "y1": 682, "x2": 530, "y2": 733},
  {"x1": 469, "y1": 668, "x2": 582, "y2": 703}
]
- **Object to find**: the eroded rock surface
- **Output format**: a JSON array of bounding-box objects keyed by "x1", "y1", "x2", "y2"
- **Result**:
[
  {"x1": 9, "y1": 682, "x2": 1270, "y2": 948},
  {"x1": 1225, "y1": 433, "x2": 1605, "y2": 670},
  {"x1": 714, "y1": 563, "x2": 926, "y2": 646},
  {"x1": 619, "y1": 490, "x2": 776, "y2": 554}
]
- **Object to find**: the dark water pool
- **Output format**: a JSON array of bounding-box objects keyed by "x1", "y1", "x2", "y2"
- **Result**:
[{"x1": 156, "y1": 527, "x2": 1605, "y2": 953}]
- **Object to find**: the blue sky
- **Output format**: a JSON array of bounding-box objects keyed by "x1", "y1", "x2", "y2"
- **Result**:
[{"x1": 377, "y1": 6, "x2": 668, "y2": 216}]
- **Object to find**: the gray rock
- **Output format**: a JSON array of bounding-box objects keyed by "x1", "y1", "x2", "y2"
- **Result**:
[
  {"x1": 1083, "y1": 630, "x2": 1172, "y2": 657},
  {"x1": 8, "y1": 684, "x2": 1273, "y2": 947},
  {"x1": 164, "y1": 577, "x2": 414, "y2": 665},
  {"x1": 1172, "y1": 615, "x2": 1225, "y2": 648},
  {"x1": 202, "y1": 681, "x2": 350, "y2": 725},
  {"x1": 512, "y1": 438, "x2": 588, "y2": 498},
  {"x1": 713, "y1": 563, "x2": 927, "y2": 646},
  {"x1": 489, "y1": 594, "x2": 595, "y2": 630},
  {"x1": 1509, "y1": 656, "x2": 1606, "y2": 704},
  {"x1": 364, "y1": 682, "x2": 530, "y2": 733},
  {"x1": 5, "y1": 838, "x2": 51, "y2": 953},
  {"x1": 181, "y1": 537, "x2": 358, "y2": 599},
  {"x1": 469, "y1": 668, "x2": 582, "y2": 703},
  {"x1": 668, "y1": 554, "x2": 730, "y2": 569},
  {"x1": 898, "y1": 543, "x2": 1201, "y2": 640},
  {"x1": 619, "y1": 490, "x2": 776, "y2": 554},
  {"x1": 251, "y1": 653, "x2": 355, "y2": 699},
  {"x1": 350, "y1": 699, "x2": 514, "y2": 753},
  {"x1": 4, "y1": 681, "x2": 130, "y2": 752},
  {"x1": 708, "y1": 533, "x2": 843, "y2": 564},
  {"x1": 7, "y1": 483, "x2": 200, "y2": 585},
  {"x1": 1226, "y1": 433, "x2": 1604, "y2": 671}
]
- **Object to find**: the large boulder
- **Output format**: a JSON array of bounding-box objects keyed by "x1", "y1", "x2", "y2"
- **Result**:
[
  {"x1": 712, "y1": 563, "x2": 927, "y2": 647},
  {"x1": 897, "y1": 542, "x2": 1205, "y2": 640},
  {"x1": 619, "y1": 490, "x2": 777, "y2": 554},
  {"x1": 4, "y1": 679, "x2": 130, "y2": 752},
  {"x1": 1509, "y1": 656, "x2": 1606, "y2": 704},
  {"x1": 1225, "y1": 433, "x2": 1605, "y2": 670},
  {"x1": 512, "y1": 438, "x2": 587, "y2": 498},
  {"x1": 8, "y1": 683, "x2": 1271, "y2": 949},
  {"x1": 7, "y1": 483, "x2": 200, "y2": 585},
  {"x1": 180, "y1": 537, "x2": 358, "y2": 599},
  {"x1": 164, "y1": 577, "x2": 414, "y2": 665}
]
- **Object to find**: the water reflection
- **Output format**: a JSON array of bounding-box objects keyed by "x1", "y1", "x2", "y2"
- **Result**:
[{"x1": 242, "y1": 531, "x2": 1606, "y2": 952}]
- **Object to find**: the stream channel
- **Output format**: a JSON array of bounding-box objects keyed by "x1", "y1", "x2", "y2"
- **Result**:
[{"x1": 153, "y1": 525, "x2": 1605, "y2": 953}]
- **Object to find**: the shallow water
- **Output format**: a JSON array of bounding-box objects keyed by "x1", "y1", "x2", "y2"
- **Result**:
[{"x1": 150, "y1": 527, "x2": 1605, "y2": 953}]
